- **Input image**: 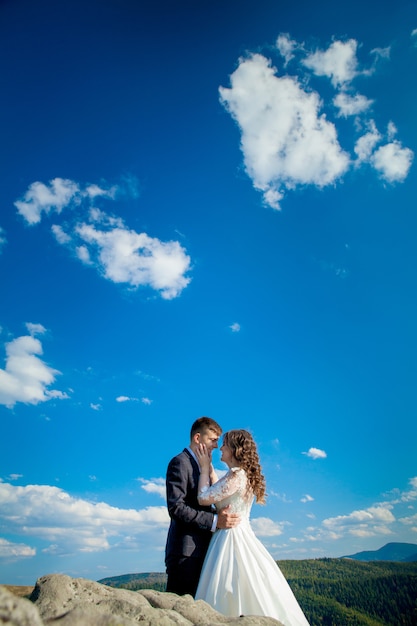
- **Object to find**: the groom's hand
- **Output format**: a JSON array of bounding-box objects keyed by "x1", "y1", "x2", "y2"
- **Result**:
[{"x1": 216, "y1": 505, "x2": 240, "y2": 529}]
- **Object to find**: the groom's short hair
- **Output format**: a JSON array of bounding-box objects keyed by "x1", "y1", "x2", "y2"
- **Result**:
[{"x1": 190, "y1": 416, "x2": 222, "y2": 440}]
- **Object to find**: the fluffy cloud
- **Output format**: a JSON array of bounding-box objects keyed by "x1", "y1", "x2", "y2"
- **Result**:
[
  {"x1": 303, "y1": 447, "x2": 327, "y2": 460},
  {"x1": 371, "y1": 141, "x2": 414, "y2": 182},
  {"x1": 220, "y1": 35, "x2": 413, "y2": 209},
  {"x1": 323, "y1": 505, "x2": 395, "y2": 539},
  {"x1": 333, "y1": 92, "x2": 373, "y2": 117},
  {"x1": 0, "y1": 481, "x2": 169, "y2": 555},
  {"x1": 0, "y1": 537, "x2": 36, "y2": 559},
  {"x1": 14, "y1": 178, "x2": 80, "y2": 225},
  {"x1": 220, "y1": 53, "x2": 349, "y2": 210},
  {"x1": 275, "y1": 33, "x2": 297, "y2": 65},
  {"x1": 303, "y1": 39, "x2": 359, "y2": 86},
  {"x1": 15, "y1": 178, "x2": 191, "y2": 300},
  {"x1": 299, "y1": 477, "x2": 417, "y2": 547},
  {"x1": 0, "y1": 226, "x2": 7, "y2": 252},
  {"x1": 251, "y1": 516, "x2": 285, "y2": 537},
  {"x1": 74, "y1": 222, "x2": 190, "y2": 300},
  {"x1": 382, "y1": 476, "x2": 417, "y2": 505},
  {"x1": 0, "y1": 324, "x2": 68, "y2": 409},
  {"x1": 138, "y1": 478, "x2": 166, "y2": 499},
  {"x1": 354, "y1": 121, "x2": 381, "y2": 162}
]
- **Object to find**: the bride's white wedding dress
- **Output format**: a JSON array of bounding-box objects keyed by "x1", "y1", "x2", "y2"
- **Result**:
[{"x1": 195, "y1": 467, "x2": 310, "y2": 625}]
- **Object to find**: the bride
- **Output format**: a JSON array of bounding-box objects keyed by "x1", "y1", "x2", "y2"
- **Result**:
[{"x1": 195, "y1": 429, "x2": 310, "y2": 626}]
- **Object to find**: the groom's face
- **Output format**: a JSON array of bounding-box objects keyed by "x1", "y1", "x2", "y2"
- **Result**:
[{"x1": 197, "y1": 428, "x2": 220, "y2": 452}]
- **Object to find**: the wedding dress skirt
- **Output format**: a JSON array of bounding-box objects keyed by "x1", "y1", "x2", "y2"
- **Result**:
[{"x1": 195, "y1": 468, "x2": 310, "y2": 625}]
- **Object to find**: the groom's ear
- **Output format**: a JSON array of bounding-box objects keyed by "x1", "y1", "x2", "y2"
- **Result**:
[{"x1": 193, "y1": 432, "x2": 201, "y2": 445}]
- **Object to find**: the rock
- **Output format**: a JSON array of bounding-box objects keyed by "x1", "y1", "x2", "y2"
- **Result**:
[
  {"x1": 0, "y1": 585, "x2": 43, "y2": 626},
  {"x1": 1, "y1": 574, "x2": 284, "y2": 625}
]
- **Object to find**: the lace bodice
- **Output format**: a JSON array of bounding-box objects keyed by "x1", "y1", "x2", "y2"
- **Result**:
[{"x1": 198, "y1": 467, "x2": 254, "y2": 520}]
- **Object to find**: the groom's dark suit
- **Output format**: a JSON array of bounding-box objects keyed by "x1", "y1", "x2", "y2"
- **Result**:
[{"x1": 165, "y1": 448, "x2": 215, "y2": 596}]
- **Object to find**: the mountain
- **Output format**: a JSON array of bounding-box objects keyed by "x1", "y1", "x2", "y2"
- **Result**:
[
  {"x1": 98, "y1": 572, "x2": 167, "y2": 591},
  {"x1": 342, "y1": 542, "x2": 417, "y2": 562}
]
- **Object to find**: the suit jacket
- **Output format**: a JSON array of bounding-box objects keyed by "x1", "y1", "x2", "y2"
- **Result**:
[{"x1": 165, "y1": 448, "x2": 215, "y2": 562}]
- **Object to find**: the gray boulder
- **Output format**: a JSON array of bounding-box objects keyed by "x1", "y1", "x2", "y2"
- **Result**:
[
  {"x1": 1, "y1": 574, "x2": 284, "y2": 625},
  {"x1": 0, "y1": 585, "x2": 43, "y2": 626}
]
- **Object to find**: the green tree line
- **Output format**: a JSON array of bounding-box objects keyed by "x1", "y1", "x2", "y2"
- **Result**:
[{"x1": 101, "y1": 559, "x2": 417, "y2": 625}]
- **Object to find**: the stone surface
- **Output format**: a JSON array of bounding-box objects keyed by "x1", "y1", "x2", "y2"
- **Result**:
[
  {"x1": 1, "y1": 573, "x2": 284, "y2": 625},
  {"x1": 0, "y1": 585, "x2": 43, "y2": 626}
]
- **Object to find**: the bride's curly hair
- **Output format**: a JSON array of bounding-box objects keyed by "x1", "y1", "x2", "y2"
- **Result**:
[{"x1": 223, "y1": 429, "x2": 266, "y2": 504}]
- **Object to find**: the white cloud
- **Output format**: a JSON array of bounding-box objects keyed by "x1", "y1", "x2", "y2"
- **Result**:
[
  {"x1": 0, "y1": 226, "x2": 7, "y2": 252},
  {"x1": 333, "y1": 92, "x2": 373, "y2": 117},
  {"x1": 399, "y1": 512, "x2": 417, "y2": 527},
  {"x1": 303, "y1": 447, "x2": 327, "y2": 460},
  {"x1": 387, "y1": 121, "x2": 397, "y2": 141},
  {"x1": 16, "y1": 177, "x2": 191, "y2": 300},
  {"x1": 220, "y1": 35, "x2": 413, "y2": 208},
  {"x1": 276, "y1": 33, "x2": 298, "y2": 65},
  {"x1": 301, "y1": 494, "x2": 314, "y2": 503},
  {"x1": 354, "y1": 121, "x2": 381, "y2": 162},
  {"x1": 76, "y1": 244, "x2": 92, "y2": 264},
  {"x1": 138, "y1": 478, "x2": 166, "y2": 499},
  {"x1": 303, "y1": 39, "x2": 359, "y2": 87},
  {"x1": 51, "y1": 224, "x2": 71, "y2": 244},
  {"x1": 25, "y1": 322, "x2": 46, "y2": 336},
  {"x1": 229, "y1": 322, "x2": 241, "y2": 332},
  {"x1": 115, "y1": 395, "x2": 152, "y2": 404},
  {"x1": 370, "y1": 46, "x2": 390, "y2": 61},
  {"x1": 386, "y1": 476, "x2": 417, "y2": 505},
  {"x1": 270, "y1": 491, "x2": 291, "y2": 503},
  {"x1": 371, "y1": 141, "x2": 414, "y2": 182},
  {"x1": 116, "y1": 395, "x2": 132, "y2": 403},
  {"x1": 14, "y1": 178, "x2": 80, "y2": 225},
  {"x1": 0, "y1": 537, "x2": 36, "y2": 559},
  {"x1": 251, "y1": 516, "x2": 285, "y2": 536},
  {"x1": 0, "y1": 481, "x2": 169, "y2": 555},
  {"x1": 74, "y1": 222, "x2": 191, "y2": 300},
  {"x1": 220, "y1": 53, "x2": 350, "y2": 210},
  {"x1": 0, "y1": 328, "x2": 68, "y2": 409},
  {"x1": 85, "y1": 184, "x2": 117, "y2": 200},
  {"x1": 323, "y1": 505, "x2": 395, "y2": 534}
]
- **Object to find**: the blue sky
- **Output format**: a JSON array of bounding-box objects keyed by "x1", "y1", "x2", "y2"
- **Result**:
[{"x1": 1, "y1": 0, "x2": 416, "y2": 585}]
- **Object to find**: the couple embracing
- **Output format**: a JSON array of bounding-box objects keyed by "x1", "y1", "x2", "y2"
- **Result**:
[{"x1": 165, "y1": 416, "x2": 310, "y2": 625}]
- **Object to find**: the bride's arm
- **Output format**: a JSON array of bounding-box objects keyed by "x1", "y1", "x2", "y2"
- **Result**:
[
  {"x1": 197, "y1": 468, "x2": 242, "y2": 506},
  {"x1": 195, "y1": 443, "x2": 216, "y2": 496},
  {"x1": 210, "y1": 464, "x2": 219, "y2": 485}
]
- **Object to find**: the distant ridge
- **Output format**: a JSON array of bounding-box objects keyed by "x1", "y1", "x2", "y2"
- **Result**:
[
  {"x1": 342, "y1": 542, "x2": 417, "y2": 562},
  {"x1": 98, "y1": 572, "x2": 166, "y2": 589}
]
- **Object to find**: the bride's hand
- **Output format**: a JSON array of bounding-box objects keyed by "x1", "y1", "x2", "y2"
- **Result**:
[{"x1": 195, "y1": 443, "x2": 211, "y2": 471}]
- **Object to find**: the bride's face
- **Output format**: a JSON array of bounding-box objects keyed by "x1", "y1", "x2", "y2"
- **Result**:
[{"x1": 220, "y1": 441, "x2": 235, "y2": 467}]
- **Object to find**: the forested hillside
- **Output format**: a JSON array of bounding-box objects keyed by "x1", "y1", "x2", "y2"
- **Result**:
[
  {"x1": 99, "y1": 559, "x2": 417, "y2": 625},
  {"x1": 279, "y1": 559, "x2": 417, "y2": 625}
]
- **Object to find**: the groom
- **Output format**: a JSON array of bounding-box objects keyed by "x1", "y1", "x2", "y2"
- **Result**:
[{"x1": 165, "y1": 416, "x2": 240, "y2": 597}]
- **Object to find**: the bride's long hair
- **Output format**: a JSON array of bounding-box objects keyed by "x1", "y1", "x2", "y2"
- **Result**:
[{"x1": 223, "y1": 429, "x2": 266, "y2": 504}]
